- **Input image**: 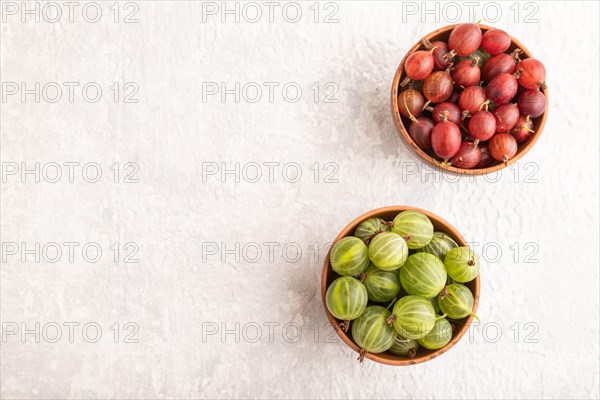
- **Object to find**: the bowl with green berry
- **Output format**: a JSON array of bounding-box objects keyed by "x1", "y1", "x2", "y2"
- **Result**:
[{"x1": 320, "y1": 206, "x2": 480, "y2": 365}]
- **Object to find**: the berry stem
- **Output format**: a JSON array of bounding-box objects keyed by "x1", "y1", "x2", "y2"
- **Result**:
[
  {"x1": 400, "y1": 76, "x2": 411, "y2": 87},
  {"x1": 403, "y1": 93, "x2": 418, "y2": 123},
  {"x1": 386, "y1": 314, "x2": 396, "y2": 326},
  {"x1": 440, "y1": 110, "x2": 449, "y2": 122},
  {"x1": 514, "y1": 68, "x2": 523, "y2": 79},
  {"x1": 435, "y1": 158, "x2": 455, "y2": 167},
  {"x1": 443, "y1": 49, "x2": 456, "y2": 62},
  {"x1": 439, "y1": 285, "x2": 450, "y2": 300},
  {"x1": 339, "y1": 320, "x2": 350, "y2": 332},
  {"x1": 357, "y1": 349, "x2": 366, "y2": 363},
  {"x1": 478, "y1": 99, "x2": 491, "y2": 112},
  {"x1": 470, "y1": 56, "x2": 480, "y2": 68},
  {"x1": 421, "y1": 37, "x2": 433, "y2": 49},
  {"x1": 386, "y1": 297, "x2": 397, "y2": 310},
  {"x1": 510, "y1": 48, "x2": 523, "y2": 62}
]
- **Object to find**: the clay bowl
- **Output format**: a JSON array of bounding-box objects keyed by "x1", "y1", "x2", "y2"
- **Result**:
[
  {"x1": 391, "y1": 24, "x2": 548, "y2": 175},
  {"x1": 321, "y1": 206, "x2": 480, "y2": 366}
]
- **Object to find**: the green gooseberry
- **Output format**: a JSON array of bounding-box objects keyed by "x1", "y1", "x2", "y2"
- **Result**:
[
  {"x1": 444, "y1": 246, "x2": 480, "y2": 283},
  {"x1": 437, "y1": 283, "x2": 479, "y2": 321},
  {"x1": 389, "y1": 295, "x2": 435, "y2": 339},
  {"x1": 351, "y1": 306, "x2": 396, "y2": 358},
  {"x1": 354, "y1": 217, "x2": 391, "y2": 243},
  {"x1": 391, "y1": 210, "x2": 434, "y2": 249},
  {"x1": 330, "y1": 236, "x2": 369, "y2": 276},
  {"x1": 420, "y1": 231, "x2": 458, "y2": 260},
  {"x1": 388, "y1": 335, "x2": 420, "y2": 357},
  {"x1": 325, "y1": 276, "x2": 368, "y2": 329},
  {"x1": 399, "y1": 252, "x2": 447, "y2": 299},
  {"x1": 362, "y1": 263, "x2": 401, "y2": 303},
  {"x1": 418, "y1": 317, "x2": 453, "y2": 350},
  {"x1": 368, "y1": 231, "x2": 408, "y2": 271}
]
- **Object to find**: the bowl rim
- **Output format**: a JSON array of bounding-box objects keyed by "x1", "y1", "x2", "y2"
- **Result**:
[
  {"x1": 320, "y1": 206, "x2": 480, "y2": 366},
  {"x1": 391, "y1": 23, "x2": 549, "y2": 175}
]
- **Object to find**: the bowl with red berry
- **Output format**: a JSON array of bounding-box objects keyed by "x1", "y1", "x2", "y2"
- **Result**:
[{"x1": 391, "y1": 23, "x2": 548, "y2": 174}]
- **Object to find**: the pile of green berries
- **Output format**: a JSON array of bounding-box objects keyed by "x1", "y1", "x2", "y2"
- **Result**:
[{"x1": 325, "y1": 210, "x2": 480, "y2": 362}]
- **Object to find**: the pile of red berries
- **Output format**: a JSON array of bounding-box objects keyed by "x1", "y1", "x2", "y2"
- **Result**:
[{"x1": 398, "y1": 23, "x2": 547, "y2": 169}]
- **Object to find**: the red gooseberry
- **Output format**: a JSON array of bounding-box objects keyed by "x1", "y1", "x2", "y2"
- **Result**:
[
  {"x1": 475, "y1": 144, "x2": 493, "y2": 168},
  {"x1": 510, "y1": 116, "x2": 535, "y2": 143},
  {"x1": 409, "y1": 118, "x2": 435, "y2": 149},
  {"x1": 452, "y1": 58, "x2": 481, "y2": 88},
  {"x1": 517, "y1": 58, "x2": 547, "y2": 89},
  {"x1": 423, "y1": 71, "x2": 454, "y2": 103},
  {"x1": 468, "y1": 110, "x2": 496, "y2": 141},
  {"x1": 431, "y1": 41, "x2": 451, "y2": 70},
  {"x1": 450, "y1": 142, "x2": 481, "y2": 169},
  {"x1": 398, "y1": 89, "x2": 424, "y2": 119},
  {"x1": 482, "y1": 53, "x2": 517, "y2": 81},
  {"x1": 432, "y1": 102, "x2": 462, "y2": 126},
  {"x1": 448, "y1": 23, "x2": 482, "y2": 57},
  {"x1": 517, "y1": 89, "x2": 546, "y2": 118},
  {"x1": 404, "y1": 50, "x2": 435, "y2": 81},
  {"x1": 489, "y1": 133, "x2": 518, "y2": 164},
  {"x1": 431, "y1": 116, "x2": 462, "y2": 161},
  {"x1": 493, "y1": 103, "x2": 520, "y2": 132},
  {"x1": 458, "y1": 86, "x2": 488, "y2": 115},
  {"x1": 487, "y1": 72, "x2": 518, "y2": 104},
  {"x1": 422, "y1": 38, "x2": 452, "y2": 71},
  {"x1": 481, "y1": 29, "x2": 511, "y2": 55}
]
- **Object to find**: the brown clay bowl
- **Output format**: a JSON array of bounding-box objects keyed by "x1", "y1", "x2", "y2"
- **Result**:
[
  {"x1": 321, "y1": 206, "x2": 480, "y2": 366},
  {"x1": 391, "y1": 24, "x2": 548, "y2": 175}
]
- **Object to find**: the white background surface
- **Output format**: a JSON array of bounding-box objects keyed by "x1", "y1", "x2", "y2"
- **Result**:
[{"x1": 1, "y1": 1, "x2": 599, "y2": 399}]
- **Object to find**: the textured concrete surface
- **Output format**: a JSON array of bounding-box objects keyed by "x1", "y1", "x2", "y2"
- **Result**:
[{"x1": 1, "y1": 1, "x2": 599, "y2": 399}]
